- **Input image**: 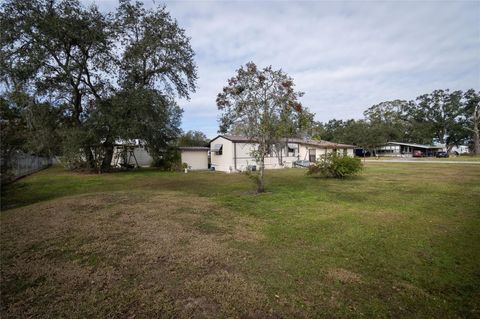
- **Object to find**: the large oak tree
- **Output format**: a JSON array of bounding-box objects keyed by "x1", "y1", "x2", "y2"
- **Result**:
[
  {"x1": 412, "y1": 89, "x2": 468, "y2": 151},
  {"x1": 0, "y1": 0, "x2": 197, "y2": 171}
]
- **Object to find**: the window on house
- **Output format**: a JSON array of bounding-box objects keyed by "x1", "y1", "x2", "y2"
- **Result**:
[
  {"x1": 309, "y1": 149, "x2": 316, "y2": 162},
  {"x1": 287, "y1": 143, "x2": 297, "y2": 156},
  {"x1": 343, "y1": 148, "x2": 347, "y2": 156},
  {"x1": 212, "y1": 144, "x2": 223, "y2": 155}
]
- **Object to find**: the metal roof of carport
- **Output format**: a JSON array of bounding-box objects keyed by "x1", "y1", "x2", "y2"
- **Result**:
[{"x1": 386, "y1": 142, "x2": 444, "y2": 149}]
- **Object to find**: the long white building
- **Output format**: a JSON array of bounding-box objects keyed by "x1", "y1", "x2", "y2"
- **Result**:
[
  {"x1": 210, "y1": 135, "x2": 355, "y2": 173},
  {"x1": 110, "y1": 142, "x2": 209, "y2": 170},
  {"x1": 376, "y1": 141, "x2": 444, "y2": 157}
]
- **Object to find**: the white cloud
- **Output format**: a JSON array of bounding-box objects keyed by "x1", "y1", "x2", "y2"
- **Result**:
[{"x1": 84, "y1": 0, "x2": 480, "y2": 138}]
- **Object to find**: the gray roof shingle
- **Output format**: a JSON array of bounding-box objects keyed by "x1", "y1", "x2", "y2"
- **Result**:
[{"x1": 210, "y1": 135, "x2": 355, "y2": 148}]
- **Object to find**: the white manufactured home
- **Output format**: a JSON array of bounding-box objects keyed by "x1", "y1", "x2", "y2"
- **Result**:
[{"x1": 210, "y1": 135, "x2": 355, "y2": 173}]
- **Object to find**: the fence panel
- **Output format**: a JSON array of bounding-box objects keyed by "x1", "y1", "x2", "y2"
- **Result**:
[{"x1": 9, "y1": 153, "x2": 52, "y2": 179}]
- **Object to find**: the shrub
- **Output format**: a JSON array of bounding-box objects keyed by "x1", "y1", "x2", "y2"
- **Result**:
[
  {"x1": 58, "y1": 128, "x2": 93, "y2": 170},
  {"x1": 307, "y1": 153, "x2": 362, "y2": 178},
  {"x1": 151, "y1": 148, "x2": 182, "y2": 171}
]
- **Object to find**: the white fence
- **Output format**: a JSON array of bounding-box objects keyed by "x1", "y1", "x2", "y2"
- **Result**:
[{"x1": 4, "y1": 152, "x2": 52, "y2": 180}]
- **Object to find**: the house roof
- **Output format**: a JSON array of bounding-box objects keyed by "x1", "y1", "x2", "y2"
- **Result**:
[
  {"x1": 386, "y1": 141, "x2": 444, "y2": 149},
  {"x1": 286, "y1": 137, "x2": 355, "y2": 149},
  {"x1": 210, "y1": 135, "x2": 251, "y2": 143},
  {"x1": 179, "y1": 146, "x2": 210, "y2": 151},
  {"x1": 209, "y1": 135, "x2": 355, "y2": 149}
]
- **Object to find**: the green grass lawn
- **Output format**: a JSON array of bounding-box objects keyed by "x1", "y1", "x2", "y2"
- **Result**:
[
  {"x1": 417, "y1": 155, "x2": 480, "y2": 161},
  {"x1": 1, "y1": 164, "x2": 479, "y2": 318},
  {"x1": 368, "y1": 155, "x2": 480, "y2": 161}
]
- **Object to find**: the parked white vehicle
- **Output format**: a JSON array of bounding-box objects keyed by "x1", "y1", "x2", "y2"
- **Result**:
[{"x1": 450, "y1": 145, "x2": 470, "y2": 155}]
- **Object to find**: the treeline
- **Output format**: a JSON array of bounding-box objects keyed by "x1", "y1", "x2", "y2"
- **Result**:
[{"x1": 312, "y1": 89, "x2": 480, "y2": 154}]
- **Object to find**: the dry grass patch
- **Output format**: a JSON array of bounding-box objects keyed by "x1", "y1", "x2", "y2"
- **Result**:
[
  {"x1": 0, "y1": 191, "x2": 269, "y2": 318},
  {"x1": 326, "y1": 268, "x2": 363, "y2": 284}
]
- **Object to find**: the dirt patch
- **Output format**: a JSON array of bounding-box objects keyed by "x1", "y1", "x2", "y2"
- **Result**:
[
  {"x1": 233, "y1": 216, "x2": 266, "y2": 243},
  {"x1": 0, "y1": 191, "x2": 269, "y2": 318},
  {"x1": 326, "y1": 268, "x2": 363, "y2": 284}
]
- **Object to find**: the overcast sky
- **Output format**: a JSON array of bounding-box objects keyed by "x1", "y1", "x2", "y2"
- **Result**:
[{"x1": 84, "y1": 0, "x2": 480, "y2": 138}]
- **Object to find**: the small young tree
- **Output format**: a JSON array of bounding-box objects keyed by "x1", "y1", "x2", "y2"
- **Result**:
[{"x1": 216, "y1": 62, "x2": 308, "y2": 193}]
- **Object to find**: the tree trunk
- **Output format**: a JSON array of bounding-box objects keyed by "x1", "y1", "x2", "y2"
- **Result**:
[
  {"x1": 473, "y1": 105, "x2": 480, "y2": 155},
  {"x1": 277, "y1": 143, "x2": 283, "y2": 165},
  {"x1": 101, "y1": 141, "x2": 114, "y2": 171},
  {"x1": 257, "y1": 156, "x2": 265, "y2": 193},
  {"x1": 473, "y1": 124, "x2": 480, "y2": 155},
  {"x1": 84, "y1": 147, "x2": 95, "y2": 170}
]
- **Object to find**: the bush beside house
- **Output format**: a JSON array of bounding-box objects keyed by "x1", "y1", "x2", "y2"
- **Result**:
[{"x1": 308, "y1": 153, "x2": 362, "y2": 178}]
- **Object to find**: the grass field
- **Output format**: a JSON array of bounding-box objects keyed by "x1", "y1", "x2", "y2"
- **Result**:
[
  {"x1": 367, "y1": 155, "x2": 480, "y2": 162},
  {"x1": 1, "y1": 164, "x2": 479, "y2": 318}
]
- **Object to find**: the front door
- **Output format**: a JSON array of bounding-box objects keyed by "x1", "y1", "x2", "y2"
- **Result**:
[{"x1": 309, "y1": 149, "x2": 316, "y2": 162}]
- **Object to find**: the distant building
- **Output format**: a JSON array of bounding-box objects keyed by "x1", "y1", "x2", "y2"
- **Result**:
[
  {"x1": 111, "y1": 141, "x2": 209, "y2": 169},
  {"x1": 111, "y1": 141, "x2": 153, "y2": 167},
  {"x1": 209, "y1": 135, "x2": 355, "y2": 172},
  {"x1": 179, "y1": 146, "x2": 209, "y2": 170},
  {"x1": 450, "y1": 145, "x2": 470, "y2": 155},
  {"x1": 376, "y1": 142, "x2": 444, "y2": 157}
]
